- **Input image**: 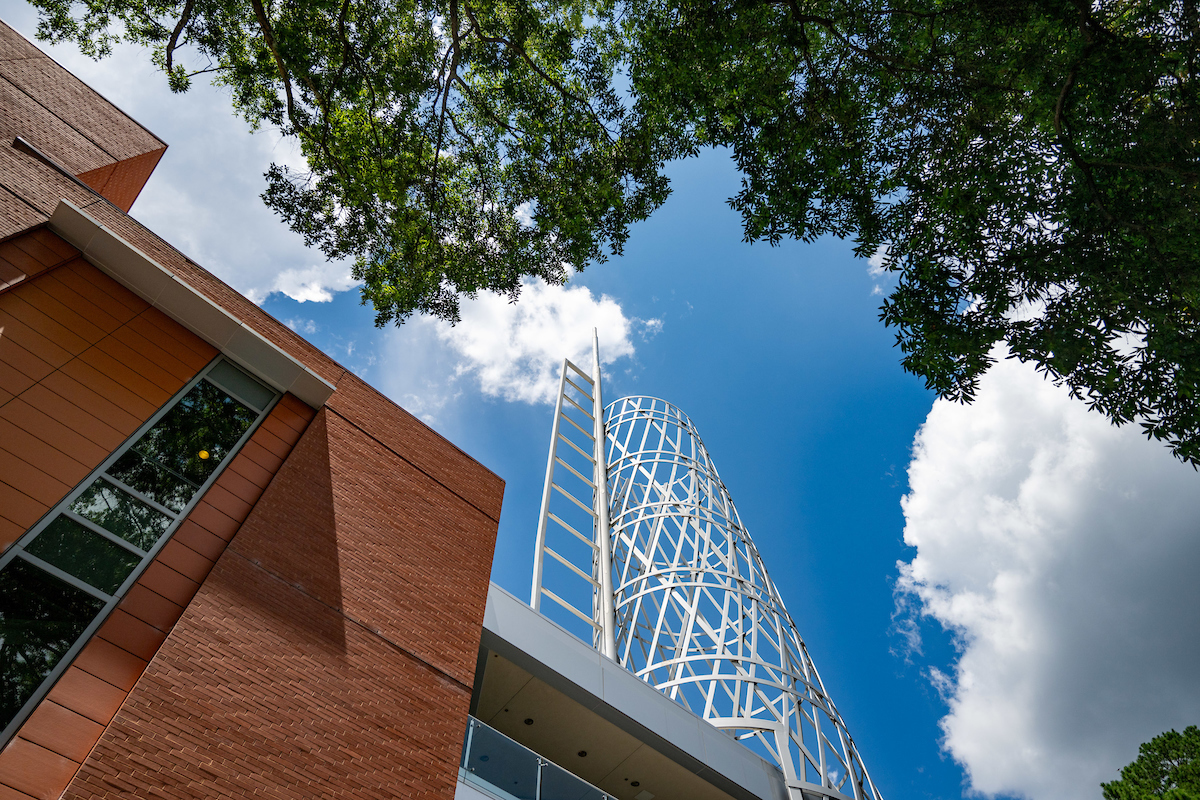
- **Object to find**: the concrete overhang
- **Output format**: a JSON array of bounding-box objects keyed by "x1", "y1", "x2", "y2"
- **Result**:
[
  {"x1": 47, "y1": 200, "x2": 335, "y2": 408},
  {"x1": 479, "y1": 583, "x2": 790, "y2": 800}
]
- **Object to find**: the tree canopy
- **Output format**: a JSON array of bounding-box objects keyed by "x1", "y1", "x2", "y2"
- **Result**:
[
  {"x1": 28, "y1": 0, "x2": 1200, "y2": 464},
  {"x1": 1103, "y1": 726, "x2": 1200, "y2": 800}
]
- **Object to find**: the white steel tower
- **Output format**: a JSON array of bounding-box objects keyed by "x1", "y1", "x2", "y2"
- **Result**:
[{"x1": 531, "y1": 335, "x2": 882, "y2": 800}]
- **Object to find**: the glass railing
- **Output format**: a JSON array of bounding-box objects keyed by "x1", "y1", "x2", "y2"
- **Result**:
[{"x1": 461, "y1": 717, "x2": 610, "y2": 800}]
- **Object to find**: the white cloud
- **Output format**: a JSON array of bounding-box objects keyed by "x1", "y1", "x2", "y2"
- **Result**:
[
  {"x1": 435, "y1": 277, "x2": 643, "y2": 405},
  {"x1": 897, "y1": 351, "x2": 1200, "y2": 800},
  {"x1": 259, "y1": 262, "x2": 359, "y2": 304},
  {"x1": 4, "y1": 12, "x2": 353, "y2": 306},
  {"x1": 381, "y1": 277, "x2": 652, "y2": 426},
  {"x1": 867, "y1": 244, "x2": 890, "y2": 277},
  {"x1": 639, "y1": 318, "x2": 664, "y2": 339},
  {"x1": 283, "y1": 318, "x2": 319, "y2": 335},
  {"x1": 380, "y1": 316, "x2": 464, "y2": 427}
]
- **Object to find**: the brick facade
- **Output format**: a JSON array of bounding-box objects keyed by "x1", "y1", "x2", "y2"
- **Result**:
[
  {"x1": 0, "y1": 19, "x2": 504, "y2": 800},
  {"x1": 60, "y1": 402, "x2": 499, "y2": 800},
  {"x1": 0, "y1": 20, "x2": 166, "y2": 212}
]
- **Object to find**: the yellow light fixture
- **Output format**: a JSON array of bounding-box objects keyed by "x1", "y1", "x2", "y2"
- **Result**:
[{"x1": 198, "y1": 450, "x2": 210, "y2": 460}]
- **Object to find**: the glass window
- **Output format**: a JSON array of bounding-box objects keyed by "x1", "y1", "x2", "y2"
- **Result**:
[
  {"x1": 0, "y1": 358, "x2": 278, "y2": 741},
  {"x1": 70, "y1": 478, "x2": 172, "y2": 551},
  {"x1": 106, "y1": 450, "x2": 195, "y2": 513},
  {"x1": 25, "y1": 517, "x2": 141, "y2": 596},
  {"x1": 465, "y1": 721, "x2": 540, "y2": 800},
  {"x1": 206, "y1": 360, "x2": 275, "y2": 412},
  {"x1": 0, "y1": 560, "x2": 104, "y2": 725},
  {"x1": 131, "y1": 379, "x2": 257, "y2": 486}
]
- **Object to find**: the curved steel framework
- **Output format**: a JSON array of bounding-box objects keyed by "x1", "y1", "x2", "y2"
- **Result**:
[
  {"x1": 531, "y1": 340, "x2": 881, "y2": 800},
  {"x1": 603, "y1": 398, "x2": 881, "y2": 800}
]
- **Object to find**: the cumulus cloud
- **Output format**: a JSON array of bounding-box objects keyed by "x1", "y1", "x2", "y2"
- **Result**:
[
  {"x1": 381, "y1": 277, "x2": 655, "y2": 424},
  {"x1": 897, "y1": 351, "x2": 1200, "y2": 800},
  {"x1": 435, "y1": 278, "x2": 647, "y2": 404},
  {"x1": 867, "y1": 244, "x2": 890, "y2": 277},
  {"x1": 260, "y1": 263, "x2": 359, "y2": 304}
]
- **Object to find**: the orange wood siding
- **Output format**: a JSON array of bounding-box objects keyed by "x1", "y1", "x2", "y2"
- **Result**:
[{"x1": 0, "y1": 227, "x2": 216, "y2": 549}]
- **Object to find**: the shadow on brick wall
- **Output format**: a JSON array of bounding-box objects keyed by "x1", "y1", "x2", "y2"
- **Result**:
[{"x1": 226, "y1": 409, "x2": 346, "y2": 651}]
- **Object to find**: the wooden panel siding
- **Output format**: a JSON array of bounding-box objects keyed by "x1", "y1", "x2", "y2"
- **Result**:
[{"x1": 0, "y1": 228, "x2": 218, "y2": 548}]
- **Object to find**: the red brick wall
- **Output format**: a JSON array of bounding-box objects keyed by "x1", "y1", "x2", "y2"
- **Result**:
[
  {"x1": 57, "y1": 386, "x2": 502, "y2": 800},
  {"x1": 0, "y1": 388, "x2": 315, "y2": 800},
  {"x1": 0, "y1": 20, "x2": 167, "y2": 212}
]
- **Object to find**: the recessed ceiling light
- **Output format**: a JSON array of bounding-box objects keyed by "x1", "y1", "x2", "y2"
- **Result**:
[{"x1": 524, "y1": 718, "x2": 534, "y2": 725}]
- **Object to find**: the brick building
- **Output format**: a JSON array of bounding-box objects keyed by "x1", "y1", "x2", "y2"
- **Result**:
[{"x1": 0, "y1": 19, "x2": 503, "y2": 800}]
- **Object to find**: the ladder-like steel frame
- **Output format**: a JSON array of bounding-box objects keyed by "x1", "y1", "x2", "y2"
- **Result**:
[{"x1": 530, "y1": 330, "x2": 617, "y2": 659}]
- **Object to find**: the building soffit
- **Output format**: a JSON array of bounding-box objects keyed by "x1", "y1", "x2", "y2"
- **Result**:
[
  {"x1": 47, "y1": 199, "x2": 336, "y2": 408},
  {"x1": 480, "y1": 583, "x2": 792, "y2": 800}
]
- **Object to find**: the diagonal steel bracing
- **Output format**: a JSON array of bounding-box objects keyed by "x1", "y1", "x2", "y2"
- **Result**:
[{"x1": 532, "y1": 344, "x2": 882, "y2": 800}]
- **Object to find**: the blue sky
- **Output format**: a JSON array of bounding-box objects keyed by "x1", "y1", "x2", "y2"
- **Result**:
[
  {"x1": 8, "y1": 9, "x2": 1200, "y2": 799},
  {"x1": 262, "y1": 155, "x2": 960, "y2": 796}
]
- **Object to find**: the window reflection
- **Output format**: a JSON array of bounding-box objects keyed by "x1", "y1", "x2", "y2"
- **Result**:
[
  {"x1": 0, "y1": 561, "x2": 103, "y2": 725},
  {"x1": 134, "y1": 380, "x2": 256, "y2": 486},
  {"x1": 107, "y1": 450, "x2": 195, "y2": 513},
  {"x1": 70, "y1": 478, "x2": 171, "y2": 551},
  {"x1": 25, "y1": 517, "x2": 140, "y2": 595}
]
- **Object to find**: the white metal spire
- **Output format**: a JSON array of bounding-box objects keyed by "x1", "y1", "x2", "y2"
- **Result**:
[{"x1": 604, "y1": 397, "x2": 882, "y2": 800}]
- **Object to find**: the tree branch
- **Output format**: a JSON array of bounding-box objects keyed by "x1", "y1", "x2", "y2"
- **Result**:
[
  {"x1": 248, "y1": 0, "x2": 299, "y2": 126},
  {"x1": 164, "y1": 0, "x2": 195, "y2": 72},
  {"x1": 460, "y1": 3, "x2": 615, "y2": 142}
]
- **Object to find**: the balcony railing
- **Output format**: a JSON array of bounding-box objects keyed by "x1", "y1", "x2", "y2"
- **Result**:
[{"x1": 460, "y1": 716, "x2": 609, "y2": 800}]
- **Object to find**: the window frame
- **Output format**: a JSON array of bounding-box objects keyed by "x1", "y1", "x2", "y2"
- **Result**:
[{"x1": 0, "y1": 356, "x2": 281, "y2": 746}]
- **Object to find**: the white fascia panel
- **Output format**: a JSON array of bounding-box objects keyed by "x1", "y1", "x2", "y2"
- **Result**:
[
  {"x1": 48, "y1": 200, "x2": 336, "y2": 408},
  {"x1": 482, "y1": 583, "x2": 790, "y2": 800}
]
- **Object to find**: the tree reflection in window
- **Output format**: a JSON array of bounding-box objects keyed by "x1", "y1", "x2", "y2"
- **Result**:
[
  {"x1": 0, "y1": 561, "x2": 104, "y2": 725},
  {"x1": 134, "y1": 380, "x2": 256, "y2": 485},
  {"x1": 70, "y1": 478, "x2": 172, "y2": 550},
  {"x1": 25, "y1": 517, "x2": 140, "y2": 595}
]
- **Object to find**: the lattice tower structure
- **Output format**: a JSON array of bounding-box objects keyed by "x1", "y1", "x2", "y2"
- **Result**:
[
  {"x1": 604, "y1": 397, "x2": 881, "y2": 800},
  {"x1": 531, "y1": 339, "x2": 881, "y2": 800}
]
